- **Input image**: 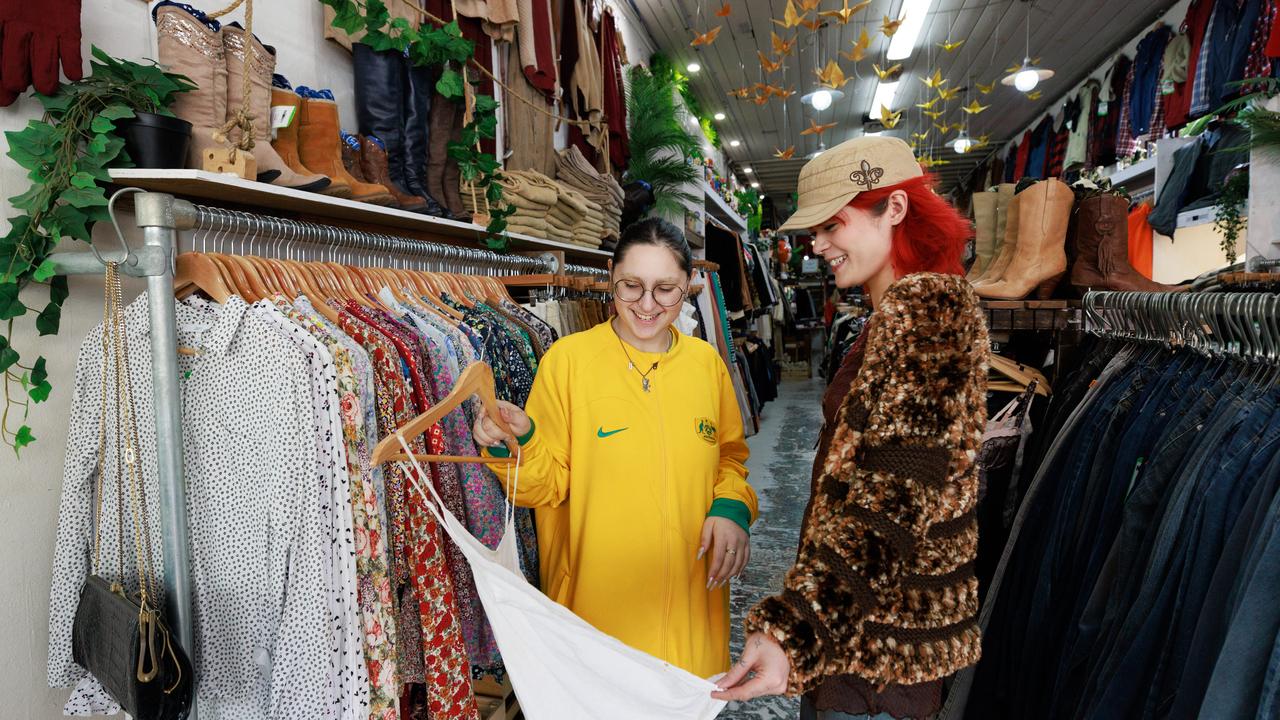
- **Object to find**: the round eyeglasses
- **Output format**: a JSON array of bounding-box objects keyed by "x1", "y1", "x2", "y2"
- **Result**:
[{"x1": 613, "y1": 279, "x2": 687, "y2": 307}]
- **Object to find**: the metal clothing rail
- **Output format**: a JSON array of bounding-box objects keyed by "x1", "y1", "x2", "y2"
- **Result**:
[
  {"x1": 563, "y1": 262, "x2": 609, "y2": 279},
  {"x1": 1083, "y1": 290, "x2": 1280, "y2": 361},
  {"x1": 49, "y1": 191, "x2": 560, "y2": 717}
]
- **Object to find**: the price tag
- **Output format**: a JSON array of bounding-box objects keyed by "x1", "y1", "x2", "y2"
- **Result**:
[
  {"x1": 271, "y1": 105, "x2": 296, "y2": 130},
  {"x1": 1097, "y1": 101, "x2": 1109, "y2": 117},
  {"x1": 1161, "y1": 80, "x2": 1176, "y2": 96}
]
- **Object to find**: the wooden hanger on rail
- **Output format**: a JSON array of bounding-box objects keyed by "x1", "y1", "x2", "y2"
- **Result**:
[
  {"x1": 370, "y1": 362, "x2": 519, "y2": 465},
  {"x1": 989, "y1": 353, "x2": 1052, "y2": 397}
]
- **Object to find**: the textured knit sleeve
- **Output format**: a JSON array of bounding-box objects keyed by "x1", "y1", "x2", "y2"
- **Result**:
[{"x1": 745, "y1": 274, "x2": 989, "y2": 694}]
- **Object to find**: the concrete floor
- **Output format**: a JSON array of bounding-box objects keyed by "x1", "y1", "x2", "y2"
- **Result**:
[{"x1": 723, "y1": 377, "x2": 826, "y2": 720}]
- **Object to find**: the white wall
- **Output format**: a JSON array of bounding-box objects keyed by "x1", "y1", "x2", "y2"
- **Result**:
[{"x1": 0, "y1": 2, "x2": 660, "y2": 717}]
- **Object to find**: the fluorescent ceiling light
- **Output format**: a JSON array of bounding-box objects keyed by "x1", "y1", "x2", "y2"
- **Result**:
[
  {"x1": 886, "y1": 0, "x2": 936, "y2": 61},
  {"x1": 687, "y1": 62, "x2": 701, "y2": 73},
  {"x1": 743, "y1": 167, "x2": 753, "y2": 173},
  {"x1": 870, "y1": 81, "x2": 900, "y2": 117},
  {"x1": 730, "y1": 140, "x2": 741, "y2": 147},
  {"x1": 751, "y1": 182, "x2": 760, "y2": 188},
  {"x1": 714, "y1": 112, "x2": 726, "y2": 120}
]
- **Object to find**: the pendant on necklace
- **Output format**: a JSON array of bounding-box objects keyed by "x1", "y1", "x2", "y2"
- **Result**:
[
  {"x1": 628, "y1": 362, "x2": 635, "y2": 371},
  {"x1": 642, "y1": 378, "x2": 651, "y2": 392}
]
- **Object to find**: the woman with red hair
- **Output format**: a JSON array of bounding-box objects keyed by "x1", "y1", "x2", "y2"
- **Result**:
[{"x1": 714, "y1": 136, "x2": 990, "y2": 719}]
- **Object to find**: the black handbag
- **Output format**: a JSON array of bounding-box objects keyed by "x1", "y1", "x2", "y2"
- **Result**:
[{"x1": 70, "y1": 261, "x2": 193, "y2": 720}]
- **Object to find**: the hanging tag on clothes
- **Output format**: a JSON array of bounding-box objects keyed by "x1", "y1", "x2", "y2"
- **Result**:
[
  {"x1": 271, "y1": 105, "x2": 295, "y2": 130},
  {"x1": 1161, "y1": 79, "x2": 1176, "y2": 96},
  {"x1": 1098, "y1": 101, "x2": 1109, "y2": 117}
]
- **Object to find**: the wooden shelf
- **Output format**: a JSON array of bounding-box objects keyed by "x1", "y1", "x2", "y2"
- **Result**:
[
  {"x1": 108, "y1": 169, "x2": 613, "y2": 261},
  {"x1": 980, "y1": 299, "x2": 1081, "y2": 332},
  {"x1": 704, "y1": 183, "x2": 747, "y2": 232}
]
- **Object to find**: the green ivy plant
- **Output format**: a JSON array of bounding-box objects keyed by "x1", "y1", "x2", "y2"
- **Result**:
[
  {"x1": 735, "y1": 188, "x2": 762, "y2": 235},
  {"x1": 320, "y1": 0, "x2": 514, "y2": 248},
  {"x1": 1214, "y1": 169, "x2": 1248, "y2": 266},
  {"x1": 1, "y1": 46, "x2": 194, "y2": 454}
]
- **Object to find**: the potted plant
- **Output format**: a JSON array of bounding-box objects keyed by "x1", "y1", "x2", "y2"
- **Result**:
[{"x1": 0, "y1": 46, "x2": 193, "y2": 453}]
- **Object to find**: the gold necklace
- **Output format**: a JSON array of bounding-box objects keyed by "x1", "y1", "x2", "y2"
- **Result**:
[{"x1": 613, "y1": 321, "x2": 668, "y2": 392}]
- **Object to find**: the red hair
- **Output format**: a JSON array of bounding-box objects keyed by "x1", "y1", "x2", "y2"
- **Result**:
[{"x1": 847, "y1": 173, "x2": 970, "y2": 277}]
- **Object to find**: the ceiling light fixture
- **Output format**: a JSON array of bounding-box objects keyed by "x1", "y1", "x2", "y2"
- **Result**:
[
  {"x1": 687, "y1": 61, "x2": 701, "y2": 73},
  {"x1": 801, "y1": 88, "x2": 844, "y2": 111},
  {"x1": 1002, "y1": 1, "x2": 1054, "y2": 92},
  {"x1": 714, "y1": 112, "x2": 726, "y2": 120},
  {"x1": 751, "y1": 182, "x2": 760, "y2": 188},
  {"x1": 953, "y1": 133, "x2": 974, "y2": 153},
  {"x1": 743, "y1": 167, "x2": 753, "y2": 174},
  {"x1": 870, "y1": 81, "x2": 900, "y2": 117},
  {"x1": 730, "y1": 140, "x2": 741, "y2": 147},
  {"x1": 886, "y1": 0, "x2": 937, "y2": 61}
]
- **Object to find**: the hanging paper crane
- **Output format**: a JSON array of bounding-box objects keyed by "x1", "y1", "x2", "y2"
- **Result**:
[
  {"x1": 1026, "y1": 90, "x2": 1043, "y2": 100},
  {"x1": 881, "y1": 15, "x2": 905, "y2": 37},
  {"x1": 938, "y1": 39, "x2": 965, "y2": 52},
  {"x1": 774, "y1": 146, "x2": 797, "y2": 159},
  {"x1": 753, "y1": 93, "x2": 771, "y2": 105},
  {"x1": 880, "y1": 105, "x2": 902, "y2": 129},
  {"x1": 800, "y1": 16, "x2": 824, "y2": 31},
  {"x1": 801, "y1": 118, "x2": 839, "y2": 136},
  {"x1": 770, "y1": 86, "x2": 797, "y2": 100},
  {"x1": 727, "y1": 86, "x2": 752, "y2": 98},
  {"x1": 922, "y1": 109, "x2": 945, "y2": 119},
  {"x1": 691, "y1": 26, "x2": 722, "y2": 47},
  {"x1": 772, "y1": 0, "x2": 805, "y2": 29},
  {"x1": 937, "y1": 85, "x2": 961, "y2": 101},
  {"x1": 772, "y1": 31, "x2": 797, "y2": 56},
  {"x1": 873, "y1": 62, "x2": 903, "y2": 80},
  {"x1": 799, "y1": 0, "x2": 821, "y2": 11},
  {"x1": 961, "y1": 99, "x2": 990, "y2": 114},
  {"x1": 976, "y1": 81, "x2": 995, "y2": 95},
  {"x1": 840, "y1": 28, "x2": 873, "y2": 62},
  {"x1": 971, "y1": 134, "x2": 992, "y2": 150},
  {"x1": 915, "y1": 97, "x2": 940, "y2": 110},
  {"x1": 715, "y1": 3, "x2": 732, "y2": 17},
  {"x1": 920, "y1": 69, "x2": 947, "y2": 89},
  {"x1": 822, "y1": 0, "x2": 873, "y2": 24},
  {"x1": 816, "y1": 60, "x2": 851, "y2": 89},
  {"x1": 758, "y1": 51, "x2": 783, "y2": 74},
  {"x1": 933, "y1": 121, "x2": 953, "y2": 134},
  {"x1": 911, "y1": 130, "x2": 931, "y2": 142}
]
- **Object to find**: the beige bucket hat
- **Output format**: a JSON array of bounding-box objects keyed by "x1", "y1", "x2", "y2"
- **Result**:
[{"x1": 778, "y1": 135, "x2": 923, "y2": 232}]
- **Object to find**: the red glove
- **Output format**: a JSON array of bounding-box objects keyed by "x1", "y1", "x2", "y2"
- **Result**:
[{"x1": 0, "y1": 0, "x2": 83, "y2": 106}]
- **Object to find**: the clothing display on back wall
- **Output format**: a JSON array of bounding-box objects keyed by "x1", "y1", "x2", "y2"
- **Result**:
[{"x1": 49, "y1": 277, "x2": 559, "y2": 719}]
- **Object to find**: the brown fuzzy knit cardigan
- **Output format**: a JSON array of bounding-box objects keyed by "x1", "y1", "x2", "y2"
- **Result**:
[{"x1": 746, "y1": 272, "x2": 990, "y2": 694}]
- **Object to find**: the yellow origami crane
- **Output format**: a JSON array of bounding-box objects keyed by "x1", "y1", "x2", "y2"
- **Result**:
[
  {"x1": 920, "y1": 68, "x2": 947, "y2": 89},
  {"x1": 816, "y1": 59, "x2": 851, "y2": 89},
  {"x1": 1026, "y1": 90, "x2": 1043, "y2": 100},
  {"x1": 691, "y1": 26, "x2": 722, "y2": 47},
  {"x1": 933, "y1": 121, "x2": 953, "y2": 134},
  {"x1": 753, "y1": 93, "x2": 771, "y2": 106},
  {"x1": 971, "y1": 134, "x2": 992, "y2": 150},
  {"x1": 758, "y1": 51, "x2": 783, "y2": 74},
  {"x1": 976, "y1": 81, "x2": 995, "y2": 95},
  {"x1": 938, "y1": 39, "x2": 965, "y2": 52},
  {"x1": 873, "y1": 62, "x2": 903, "y2": 80},
  {"x1": 715, "y1": 3, "x2": 732, "y2": 17},
  {"x1": 727, "y1": 87, "x2": 752, "y2": 98},
  {"x1": 937, "y1": 85, "x2": 961, "y2": 101},
  {"x1": 774, "y1": 146, "x2": 797, "y2": 159},
  {"x1": 772, "y1": 0, "x2": 806, "y2": 29},
  {"x1": 772, "y1": 31, "x2": 797, "y2": 56},
  {"x1": 880, "y1": 105, "x2": 902, "y2": 129},
  {"x1": 766, "y1": 85, "x2": 796, "y2": 100},
  {"x1": 1005, "y1": 62, "x2": 1025, "y2": 74},
  {"x1": 922, "y1": 109, "x2": 945, "y2": 119},
  {"x1": 800, "y1": 17, "x2": 824, "y2": 31},
  {"x1": 915, "y1": 97, "x2": 939, "y2": 110},
  {"x1": 911, "y1": 130, "x2": 931, "y2": 142},
  {"x1": 821, "y1": 0, "x2": 873, "y2": 24},
  {"x1": 801, "y1": 117, "x2": 839, "y2": 136},
  {"x1": 881, "y1": 14, "x2": 905, "y2": 37},
  {"x1": 840, "y1": 28, "x2": 872, "y2": 62},
  {"x1": 961, "y1": 99, "x2": 990, "y2": 114},
  {"x1": 799, "y1": 0, "x2": 821, "y2": 11}
]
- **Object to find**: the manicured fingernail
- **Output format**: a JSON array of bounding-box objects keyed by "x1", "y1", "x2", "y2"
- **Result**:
[{"x1": 697, "y1": 547, "x2": 706, "y2": 560}]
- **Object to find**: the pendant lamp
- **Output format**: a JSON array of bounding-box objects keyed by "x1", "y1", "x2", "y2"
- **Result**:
[{"x1": 1001, "y1": 1, "x2": 1054, "y2": 92}]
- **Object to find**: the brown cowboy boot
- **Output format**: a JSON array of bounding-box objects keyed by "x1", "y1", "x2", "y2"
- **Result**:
[
  {"x1": 359, "y1": 135, "x2": 429, "y2": 212},
  {"x1": 298, "y1": 95, "x2": 393, "y2": 205},
  {"x1": 1071, "y1": 194, "x2": 1186, "y2": 292},
  {"x1": 978, "y1": 179, "x2": 1073, "y2": 300}
]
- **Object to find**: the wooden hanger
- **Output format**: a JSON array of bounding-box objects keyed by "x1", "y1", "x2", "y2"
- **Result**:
[
  {"x1": 208, "y1": 253, "x2": 257, "y2": 301},
  {"x1": 370, "y1": 362, "x2": 519, "y2": 465},
  {"x1": 284, "y1": 259, "x2": 344, "y2": 324},
  {"x1": 175, "y1": 253, "x2": 234, "y2": 303},
  {"x1": 989, "y1": 353, "x2": 1052, "y2": 397}
]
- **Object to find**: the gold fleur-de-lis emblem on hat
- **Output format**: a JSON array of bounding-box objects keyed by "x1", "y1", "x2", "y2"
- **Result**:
[{"x1": 849, "y1": 159, "x2": 884, "y2": 189}]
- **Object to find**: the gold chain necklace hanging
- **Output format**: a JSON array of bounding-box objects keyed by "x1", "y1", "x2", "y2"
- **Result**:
[{"x1": 612, "y1": 320, "x2": 666, "y2": 393}]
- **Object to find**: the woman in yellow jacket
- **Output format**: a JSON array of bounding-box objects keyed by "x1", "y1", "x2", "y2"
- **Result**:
[{"x1": 473, "y1": 218, "x2": 758, "y2": 679}]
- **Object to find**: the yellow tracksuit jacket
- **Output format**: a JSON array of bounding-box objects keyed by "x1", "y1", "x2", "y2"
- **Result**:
[{"x1": 485, "y1": 320, "x2": 758, "y2": 678}]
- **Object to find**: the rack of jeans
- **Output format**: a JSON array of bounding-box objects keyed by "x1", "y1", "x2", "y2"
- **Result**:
[{"x1": 941, "y1": 289, "x2": 1280, "y2": 720}]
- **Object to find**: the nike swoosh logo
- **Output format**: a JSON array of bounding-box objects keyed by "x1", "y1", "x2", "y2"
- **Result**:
[{"x1": 597, "y1": 426, "x2": 628, "y2": 438}]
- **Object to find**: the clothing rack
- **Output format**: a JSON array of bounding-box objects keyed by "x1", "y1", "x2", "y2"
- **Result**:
[
  {"x1": 1083, "y1": 290, "x2": 1280, "y2": 361},
  {"x1": 49, "y1": 191, "x2": 562, "y2": 718}
]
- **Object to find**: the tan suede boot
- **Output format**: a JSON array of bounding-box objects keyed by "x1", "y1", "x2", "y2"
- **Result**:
[
  {"x1": 298, "y1": 96, "x2": 392, "y2": 204},
  {"x1": 154, "y1": 5, "x2": 226, "y2": 170},
  {"x1": 978, "y1": 179, "x2": 1074, "y2": 300},
  {"x1": 221, "y1": 25, "x2": 329, "y2": 191},
  {"x1": 270, "y1": 88, "x2": 333, "y2": 189},
  {"x1": 971, "y1": 192, "x2": 1023, "y2": 288},
  {"x1": 966, "y1": 191, "x2": 999, "y2": 281}
]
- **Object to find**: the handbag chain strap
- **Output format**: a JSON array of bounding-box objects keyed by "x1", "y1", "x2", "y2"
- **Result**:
[{"x1": 92, "y1": 263, "x2": 167, "y2": 684}]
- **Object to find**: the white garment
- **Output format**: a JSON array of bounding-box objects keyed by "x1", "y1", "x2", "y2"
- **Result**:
[
  {"x1": 397, "y1": 440, "x2": 727, "y2": 720},
  {"x1": 675, "y1": 301, "x2": 700, "y2": 336}
]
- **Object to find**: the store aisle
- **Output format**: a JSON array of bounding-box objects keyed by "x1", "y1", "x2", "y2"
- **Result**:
[{"x1": 724, "y1": 377, "x2": 826, "y2": 720}]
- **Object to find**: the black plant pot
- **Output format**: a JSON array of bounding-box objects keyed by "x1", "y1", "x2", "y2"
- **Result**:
[{"x1": 115, "y1": 111, "x2": 192, "y2": 169}]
